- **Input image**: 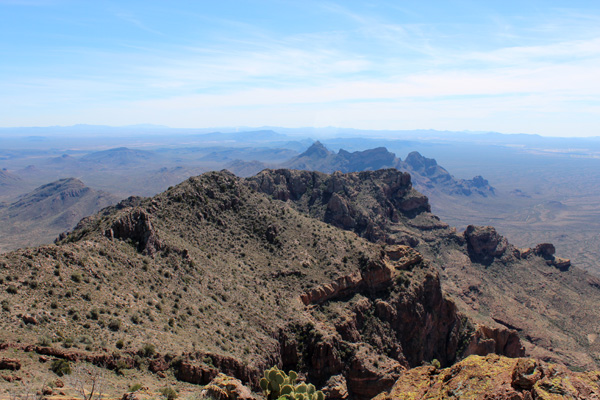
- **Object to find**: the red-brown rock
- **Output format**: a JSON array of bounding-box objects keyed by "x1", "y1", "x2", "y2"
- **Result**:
[
  {"x1": 322, "y1": 374, "x2": 349, "y2": 400},
  {"x1": 464, "y1": 325, "x2": 525, "y2": 359},
  {"x1": 346, "y1": 345, "x2": 405, "y2": 400},
  {"x1": 0, "y1": 358, "x2": 21, "y2": 371},
  {"x1": 176, "y1": 361, "x2": 219, "y2": 385}
]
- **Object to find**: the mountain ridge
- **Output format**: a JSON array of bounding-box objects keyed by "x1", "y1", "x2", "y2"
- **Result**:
[
  {"x1": 227, "y1": 142, "x2": 496, "y2": 198},
  {"x1": 0, "y1": 178, "x2": 119, "y2": 252},
  {"x1": 0, "y1": 168, "x2": 598, "y2": 398}
]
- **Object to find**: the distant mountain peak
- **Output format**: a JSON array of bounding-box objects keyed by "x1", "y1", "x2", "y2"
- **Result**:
[
  {"x1": 404, "y1": 151, "x2": 438, "y2": 169},
  {"x1": 301, "y1": 141, "x2": 331, "y2": 158}
]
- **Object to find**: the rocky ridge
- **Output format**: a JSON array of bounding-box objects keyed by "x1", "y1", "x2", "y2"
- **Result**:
[
  {"x1": 228, "y1": 142, "x2": 495, "y2": 199},
  {"x1": 0, "y1": 168, "x2": 598, "y2": 398},
  {"x1": 0, "y1": 169, "x2": 518, "y2": 399},
  {"x1": 247, "y1": 168, "x2": 599, "y2": 370}
]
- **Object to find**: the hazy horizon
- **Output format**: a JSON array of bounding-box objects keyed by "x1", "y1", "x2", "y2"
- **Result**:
[{"x1": 2, "y1": 1, "x2": 600, "y2": 137}]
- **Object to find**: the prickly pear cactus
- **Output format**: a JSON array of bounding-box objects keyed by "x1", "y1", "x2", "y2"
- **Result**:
[{"x1": 260, "y1": 367, "x2": 325, "y2": 400}]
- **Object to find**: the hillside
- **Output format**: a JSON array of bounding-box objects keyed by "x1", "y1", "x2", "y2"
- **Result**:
[
  {"x1": 80, "y1": 147, "x2": 162, "y2": 168},
  {"x1": 0, "y1": 178, "x2": 119, "y2": 252},
  {"x1": 0, "y1": 169, "x2": 599, "y2": 399},
  {"x1": 0, "y1": 170, "x2": 521, "y2": 399},
  {"x1": 0, "y1": 170, "x2": 24, "y2": 202},
  {"x1": 247, "y1": 169, "x2": 600, "y2": 369}
]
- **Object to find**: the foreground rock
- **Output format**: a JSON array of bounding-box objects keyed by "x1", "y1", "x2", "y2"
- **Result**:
[{"x1": 374, "y1": 354, "x2": 600, "y2": 400}]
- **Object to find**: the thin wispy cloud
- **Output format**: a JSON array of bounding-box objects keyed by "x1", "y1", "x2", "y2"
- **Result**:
[
  {"x1": 115, "y1": 13, "x2": 164, "y2": 36},
  {"x1": 1, "y1": 1, "x2": 599, "y2": 136}
]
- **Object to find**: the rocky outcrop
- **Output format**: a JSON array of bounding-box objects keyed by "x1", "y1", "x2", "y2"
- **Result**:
[
  {"x1": 176, "y1": 362, "x2": 219, "y2": 386},
  {"x1": 248, "y1": 169, "x2": 438, "y2": 244},
  {"x1": 300, "y1": 245, "x2": 421, "y2": 306},
  {"x1": 105, "y1": 208, "x2": 163, "y2": 255},
  {"x1": 174, "y1": 352, "x2": 261, "y2": 387},
  {"x1": 322, "y1": 375, "x2": 349, "y2": 400},
  {"x1": 463, "y1": 325, "x2": 525, "y2": 358},
  {"x1": 374, "y1": 354, "x2": 600, "y2": 400},
  {"x1": 398, "y1": 152, "x2": 495, "y2": 197},
  {"x1": 464, "y1": 225, "x2": 510, "y2": 263},
  {"x1": 0, "y1": 358, "x2": 21, "y2": 371},
  {"x1": 201, "y1": 373, "x2": 256, "y2": 400},
  {"x1": 347, "y1": 345, "x2": 405, "y2": 399},
  {"x1": 533, "y1": 243, "x2": 571, "y2": 271}
]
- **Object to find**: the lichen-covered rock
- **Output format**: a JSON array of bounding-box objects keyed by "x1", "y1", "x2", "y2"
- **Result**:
[
  {"x1": 201, "y1": 373, "x2": 255, "y2": 400},
  {"x1": 374, "y1": 354, "x2": 600, "y2": 400},
  {"x1": 511, "y1": 358, "x2": 542, "y2": 390}
]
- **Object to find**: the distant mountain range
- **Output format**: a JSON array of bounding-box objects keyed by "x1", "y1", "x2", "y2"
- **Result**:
[{"x1": 227, "y1": 141, "x2": 496, "y2": 198}]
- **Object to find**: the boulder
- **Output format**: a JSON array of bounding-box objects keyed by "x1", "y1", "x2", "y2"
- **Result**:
[
  {"x1": 464, "y1": 225, "x2": 508, "y2": 263},
  {"x1": 463, "y1": 325, "x2": 525, "y2": 359},
  {"x1": 533, "y1": 243, "x2": 555, "y2": 258},
  {"x1": 0, "y1": 358, "x2": 21, "y2": 371},
  {"x1": 200, "y1": 373, "x2": 255, "y2": 400},
  {"x1": 322, "y1": 374, "x2": 349, "y2": 400}
]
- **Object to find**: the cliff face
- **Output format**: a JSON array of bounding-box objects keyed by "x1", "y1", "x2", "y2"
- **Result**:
[{"x1": 248, "y1": 169, "x2": 441, "y2": 246}]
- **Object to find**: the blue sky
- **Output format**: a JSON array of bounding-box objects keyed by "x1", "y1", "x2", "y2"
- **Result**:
[{"x1": 1, "y1": 0, "x2": 599, "y2": 136}]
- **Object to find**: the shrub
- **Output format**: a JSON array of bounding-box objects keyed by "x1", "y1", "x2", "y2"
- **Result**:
[
  {"x1": 108, "y1": 319, "x2": 121, "y2": 332},
  {"x1": 6, "y1": 285, "x2": 17, "y2": 294},
  {"x1": 51, "y1": 359, "x2": 72, "y2": 376},
  {"x1": 70, "y1": 273, "x2": 82, "y2": 283},
  {"x1": 88, "y1": 308, "x2": 99, "y2": 320},
  {"x1": 159, "y1": 386, "x2": 178, "y2": 400},
  {"x1": 115, "y1": 359, "x2": 130, "y2": 375},
  {"x1": 116, "y1": 339, "x2": 124, "y2": 349},
  {"x1": 38, "y1": 335, "x2": 52, "y2": 347},
  {"x1": 129, "y1": 383, "x2": 143, "y2": 392},
  {"x1": 139, "y1": 343, "x2": 156, "y2": 358}
]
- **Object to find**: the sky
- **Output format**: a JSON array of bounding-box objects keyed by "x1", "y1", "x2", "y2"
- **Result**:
[{"x1": 1, "y1": 0, "x2": 600, "y2": 137}]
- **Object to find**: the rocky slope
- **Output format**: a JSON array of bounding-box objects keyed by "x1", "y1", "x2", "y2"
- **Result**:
[
  {"x1": 0, "y1": 178, "x2": 119, "y2": 252},
  {"x1": 0, "y1": 170, "x2": 24, "y2": 202},
  {"x1": 247, "y1": 168, "x2": 600, "y2": 370},
  {"x1": 0, "y1": 169, "x2": 598, "y2": 398},
  {"x1": 0, "y1": 170, "x2": 508, "y2": 399}
]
